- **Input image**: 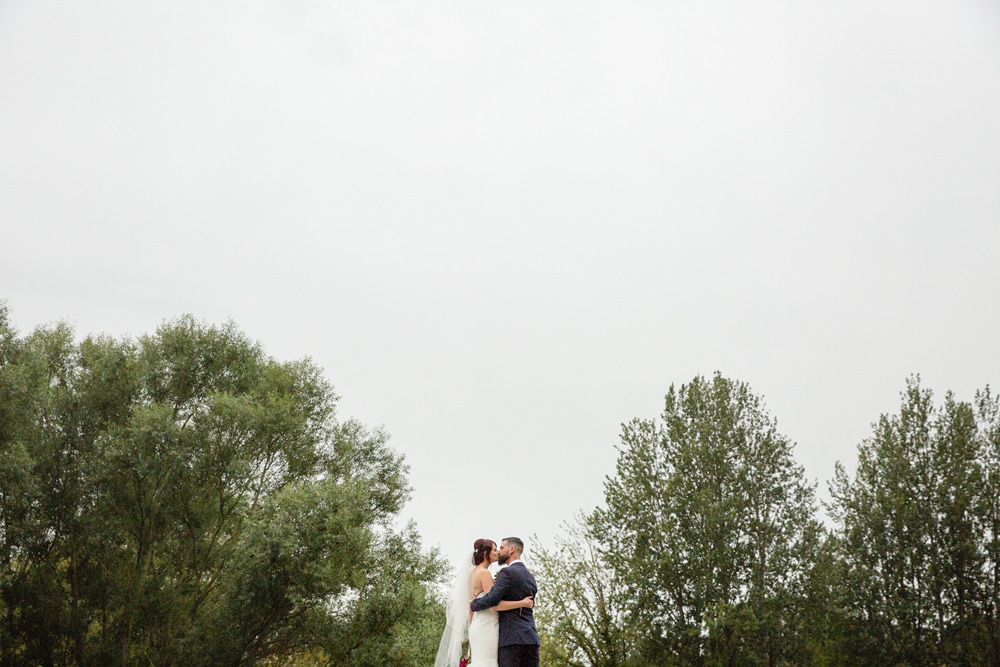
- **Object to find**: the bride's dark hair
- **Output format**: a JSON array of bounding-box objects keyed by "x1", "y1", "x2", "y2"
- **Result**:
[{"x1": 472, "y1": 539, "x2": 496, "y2": 566}]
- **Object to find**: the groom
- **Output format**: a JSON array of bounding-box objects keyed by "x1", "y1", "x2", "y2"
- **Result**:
[{"x1": 470, "y1": 536, "x2": 540, "y2": 667}]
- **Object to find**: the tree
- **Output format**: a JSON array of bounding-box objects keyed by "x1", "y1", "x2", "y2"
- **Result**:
[
  {"x1": 978, "y1": 387, "x2": 1000, "y2": 666},
  {"x1": 0, "y1": 306, "x2": 445, "y2": 666},
  {"x1": 532, "y1": 516, "x2": 633, "y2": 667},
  {"x1": 830, "y1": 377, "x2": 1000, "y2": 665},
  {"x1": 591, "y1": 373, "x2": 823, "y2": 665}
]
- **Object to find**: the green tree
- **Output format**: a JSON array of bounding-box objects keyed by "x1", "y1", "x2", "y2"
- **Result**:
[
  {"x1": 591, "y1": 374, "x2": 823, "y2": 666},
  {"x1": 830, "y1": 377, "x2": 1000, "y2": 665},
  {"x1": 532, "y1": 516, "x2": 633, "y2": 667},
  {"x1": 978, "y1": 387, "x2": 1000, "y2": 666},
  {"x1": 0, "y1": 306, "x2": 445, "y2": 666}
]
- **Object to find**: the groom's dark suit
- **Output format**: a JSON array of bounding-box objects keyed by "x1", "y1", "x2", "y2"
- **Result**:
[{"x1": 470, "y1": 560, "x2": 539, "y2": 667}]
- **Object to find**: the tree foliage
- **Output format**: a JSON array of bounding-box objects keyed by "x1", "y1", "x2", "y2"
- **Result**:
[
  {"x1": 830, "y1": 376, "x2": 1000, "y2": 666},
  {"x1": 524, "y1": 374, "x2": 1000, "y2": 665},
  {"x1": 590, "y1": 374, "x2": 823, "y2": 666},
  {"x1": 532, "y1": 516, "x2": 633, "y2": 667},
  {"x1": 0, "y1": 305, "x2": 445, "y2": 666}
]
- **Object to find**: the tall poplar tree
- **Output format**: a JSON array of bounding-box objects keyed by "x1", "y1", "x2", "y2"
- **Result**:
[
  {"x1": 591, "y1": 374, "x2": 822, "y2": 665},
  {"x1": 830, "y1": 377, "x2": 1000, "y2": 666}
]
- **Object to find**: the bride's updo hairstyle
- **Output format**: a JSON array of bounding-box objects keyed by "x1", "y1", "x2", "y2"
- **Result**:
[{"x1": 472, "y1": 539, "x2": 496, "y2": 566}]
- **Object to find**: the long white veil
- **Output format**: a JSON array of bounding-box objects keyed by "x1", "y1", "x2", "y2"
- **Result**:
[{"x1": 434, "y1": 551, "x2": 474, "y2": 667}]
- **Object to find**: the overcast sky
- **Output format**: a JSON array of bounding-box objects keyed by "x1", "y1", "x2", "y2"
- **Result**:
[{"x1": 2, "y1": 0, "x2": 999, "y2": 570}]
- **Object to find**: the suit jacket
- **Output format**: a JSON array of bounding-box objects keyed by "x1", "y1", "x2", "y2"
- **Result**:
[{"x1": 469, "y1": 560, "x2": 539, "y2": 647}]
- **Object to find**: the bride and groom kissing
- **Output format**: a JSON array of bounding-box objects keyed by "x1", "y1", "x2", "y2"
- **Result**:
[{"x1": 435, "y1": 537, "x2": 540, "y2": 667}]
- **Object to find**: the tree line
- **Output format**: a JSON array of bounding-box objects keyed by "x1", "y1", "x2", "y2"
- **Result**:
[
  {"x1": 3, "y1": 305, "x2": 998, "y2": 665},
  {"x1": 531, "y1": 373, "x2": 1000, "y2": 666}
]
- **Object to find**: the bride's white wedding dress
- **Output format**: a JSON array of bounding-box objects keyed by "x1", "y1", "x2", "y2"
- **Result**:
[
  {"x1": 434, "y1": 553, "x2": 500, "y2": 667},
  {"x1": 468, "y1": 592, "x2": 499, "y2": 667}
]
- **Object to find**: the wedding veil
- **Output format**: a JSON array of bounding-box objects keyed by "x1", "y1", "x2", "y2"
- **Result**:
[{"x1": 434, "y1": 551, "x2": 474, "y2": 667}]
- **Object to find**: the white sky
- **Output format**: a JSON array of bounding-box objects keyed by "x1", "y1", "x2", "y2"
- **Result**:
[{"x1": 2, "y1": 0, "x2": 999, "y2": 570}]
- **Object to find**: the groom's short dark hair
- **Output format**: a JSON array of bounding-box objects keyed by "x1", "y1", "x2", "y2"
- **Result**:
[{"x1": 502, "y1": 537, "x2": 524, "y2": 555}]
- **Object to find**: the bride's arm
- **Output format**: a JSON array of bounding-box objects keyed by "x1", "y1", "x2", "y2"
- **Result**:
[
  {"x1": 471, "y1": 569, "x2": 535, "y2": 612},
  {"x1": 493, "y1": 596, "x2": 534, "y2": 611}
]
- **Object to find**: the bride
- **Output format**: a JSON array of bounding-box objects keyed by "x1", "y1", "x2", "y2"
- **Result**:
[{"x1": 434, "y1": 539, "x2": 534, "y2": 667}]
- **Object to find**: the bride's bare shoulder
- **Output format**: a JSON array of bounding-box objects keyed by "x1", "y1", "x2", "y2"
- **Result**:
[{"x1": 468, "y1": 565, "x2": 492, "y2": 594}]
